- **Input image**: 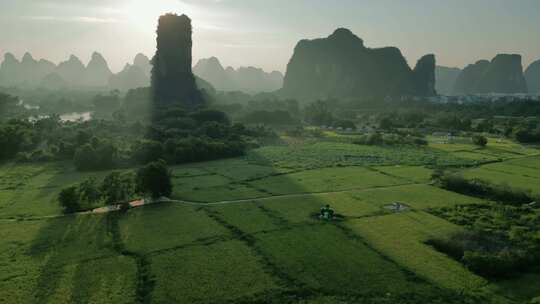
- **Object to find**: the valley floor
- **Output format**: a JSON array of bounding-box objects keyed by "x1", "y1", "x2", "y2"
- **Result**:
[{"x1": 2, "y1": 137, "x2": 540, "y2": 303}]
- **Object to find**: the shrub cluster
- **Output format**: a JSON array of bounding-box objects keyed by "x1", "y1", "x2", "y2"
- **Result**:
[
  {"x1": 58, "y1": 161, "x2": 173, "y2": 213},
  {"x1": 58, "y1": 171, "x2": 136, "y2": 213},
  {"x1": 354, "y1": 132, "x2": 428, "y2": 146},
  {"x1": 428, "y1": 202, "x2": 540, "y2": 279},
  {"x1": 433, "y1": 170, "x2": 535, "y2": 205},
  {"x1": 427, "y1": 230, "x2": 533, "y2": 278}
]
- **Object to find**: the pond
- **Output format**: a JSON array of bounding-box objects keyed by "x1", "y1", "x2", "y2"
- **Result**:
[
  {"x1": 59, "y1": 111, "x2": 93, "y2": 122},
  {"x1": 28, "y1": 111, "x2": 93, "y2": 123}
]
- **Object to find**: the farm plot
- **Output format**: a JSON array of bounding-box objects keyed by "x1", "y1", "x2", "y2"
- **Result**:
[
  {"x1": 212, "y1": 202, "x2": 285, "y2": 234},
  {"x1": 429, "y1": 142, "x2": 477, "y2": 153},
  {"x1": 347, "y1": 184, "x2": 486, "y2": 210},
  {"x1": 255, "y1": 192, "x2": 382, "y2": 224},
  {"x1": 252, "y1": 224, "x2": 430, "y2": 295},
  {"x1": 188, "y1": 158, "x2": 289, "y2": 181},
  {"x1": 246, "y1": 142, "x2": 474, "y2": 170},
  {"x1": 30, "y1": 256, "x2": 137, "y2": 304},
  {"x1": 119, "y1": 203, "x2": 231, "y2": 254},
  {"x1": 346, "y1": 212, "x2": 486, "y2": 291},
  {"x1": 149, "y1": 240, "x2": 281, "y2": 304},
  {"x1": 0, "y1": 214, "x2": 134, "y2": 303},
  {"x1": 171, "y1": 171, "x2": 268, "y2": 202},
  {"x1": 478, "y1": 146, "x2": 527, "y2": 159},
  {"x1": 486, "y1": 139, "x2": 539, "y2": 156},
  {"x1": 506, "y1": 155, "x2": 540, "y2": 170},
  {"x1": 472, "y1": 162, "x2": 540, "y2": 179},
  {"x1": 451, "y1": 151, "x2": 500, "y2": 162},
  {"x1": 249, "y1": 167, "x2": 407, "y2": 196},
  {"x1": 239, "y1": 184, "x2": 481, "y2": 225},
  {"x1": 0, "y1": 162, "x2": 123, "y2": 218},
  {"x1": 0, "y1": 220, "x2": 49, "y2": 303},
  {"x1": 463, "y1": 165, "x2": 540, "y2": 195},
  {"x1": 374, "y1": 165, "x2": 433, "y2": 183}
]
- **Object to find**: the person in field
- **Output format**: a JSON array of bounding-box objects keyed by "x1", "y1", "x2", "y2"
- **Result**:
[{"x1": 320, "y1": 204, "x2": 335, "y2": 219}]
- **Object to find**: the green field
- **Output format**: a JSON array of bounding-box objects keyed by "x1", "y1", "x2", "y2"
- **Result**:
[
  {"x1": 463, "y1": 158, "x2": 540, "y2": 195},
  {"x1": 1, "y1": 140, "x2": 539, "y2": 303}
]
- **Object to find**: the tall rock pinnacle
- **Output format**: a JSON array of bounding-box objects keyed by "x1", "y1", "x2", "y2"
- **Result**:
[{"x1": 151, "y1": 13, "x2": 203, "y2": 107}]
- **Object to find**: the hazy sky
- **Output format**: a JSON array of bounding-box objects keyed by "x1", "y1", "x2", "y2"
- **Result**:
[{"x1": 1, "y1": 0, "x2": 539, "y2": 73}]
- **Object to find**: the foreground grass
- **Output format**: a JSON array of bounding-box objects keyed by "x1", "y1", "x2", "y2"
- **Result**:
[{"x1": 1, "y1": 140, "x2": 539, "y2": 303}]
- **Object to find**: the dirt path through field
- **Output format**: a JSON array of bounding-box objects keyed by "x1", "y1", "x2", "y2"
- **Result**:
[{"x1": 0, "y1": 182, "x2": 418, "y2": 222}]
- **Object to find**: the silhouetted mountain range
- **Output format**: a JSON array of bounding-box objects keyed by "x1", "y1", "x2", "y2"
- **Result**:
[
  {"x1": 193, "y1": 57, "x2": 283, "y2": 93},
  {"x1": 280, "y1": 28, "x2": 436, "y2": 101},
  {"x1": 1, "y1": 49, "x2": 538, "y2": 97},
  {"x1": 108, "y1": 54, "x2": 152, "y2": 91},
  {"x1": 435, "y1": 66, "x2": 461, "y2": 95},
  {"x1": 0, "y1": 52, "x2": 114, "y2": 89},
  {"x1": 0, "y1": 52, "x2": 281, "y2": 94},
  {"x1": 453, "y1": 54, "x2": 528, "y2": 95}
]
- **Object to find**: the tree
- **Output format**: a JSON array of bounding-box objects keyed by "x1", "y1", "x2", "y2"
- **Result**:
[
  {"x1": 472, "y1": 135, "x2": 488, "y2": 147},
  {"x1": 132, "y1": 140, "x2": 166, "y2": 164},
  {"x1": 58, "y1": 186, "x2": 80, "y2": 214},
  {"x1": 74, "y1": 144, "x2": 97, "y2": 171},
  {"x1": 78, "y1": 178, "x2": 101, "y2": 204},
  {"x1": 101, "y1": 172, "x2": 135, "y2": 204},
  {"x1": 136, "y1": 160, "x2": 172, "y2": 198}
]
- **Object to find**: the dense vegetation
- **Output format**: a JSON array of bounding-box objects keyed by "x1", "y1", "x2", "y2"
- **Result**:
[{"x1": 429, "y1": 204, "x2": 540, "y2": 279}]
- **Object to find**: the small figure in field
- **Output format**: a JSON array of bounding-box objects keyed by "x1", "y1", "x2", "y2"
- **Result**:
[{"x1": 320, "y1": 204, "x2": 335, "y2": 220}]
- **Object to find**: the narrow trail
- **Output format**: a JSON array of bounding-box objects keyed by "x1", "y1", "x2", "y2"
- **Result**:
[{"x1": 0, "y1": 182, "x2": 420, "y2": 223}]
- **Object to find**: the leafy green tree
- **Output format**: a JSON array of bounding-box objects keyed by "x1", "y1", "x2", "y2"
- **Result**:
[
  {"x1": 136, "y1": 160, "x2": 172, "y2": 198},
  {"x1": 472, "y1": 135, "x2": 488, "y2": 147},
  {"x1": 74, "y1": 144, "x2": 97, "y2": 171},
  {"x1": 101, "y1": 172, "x2": 135, "y2": 204},
  {"x1": 78, "y1": 177, "x2": 101, "y2": 204},
  {"x1": 190, "y1": 109, "x2": 230, "y2": 125},
  {"x1": 58, "y1": 186, "x2": 81, "y2": 214},
  {"x1": 132, "y1": 140, "x2": 166, "y2": 164}
]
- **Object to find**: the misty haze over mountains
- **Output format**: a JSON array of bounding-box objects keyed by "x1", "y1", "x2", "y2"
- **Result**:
[
  {"x1": 1, "y1": 28, "x2": 539, "y2": 98},
  {"x1": 437, "y1": 56, "x2": 540, "y2": 96},
  {"x1": 0, "y1": 52, "x2": 284, "y2": 94},
  {"x1": 193, "y1": 57, "x2": 283, "y2": 94}
]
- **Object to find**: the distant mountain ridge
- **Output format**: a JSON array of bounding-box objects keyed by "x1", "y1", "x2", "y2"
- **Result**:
[
  {"x1": 193, "y1": 57, "x2": 283, "y2": 93},
  {"x1": 280, "y1": 28, "x2": 436, "y2": 101},
  {"x1": 453, "y1": 54, "x2": 528, "y2": 95},
  {"x1": 525, "y1": 60, "x2": 540, "y2": 94},
  {"x1": 0, "y1": 52, "x2": 114, "y2": 89},
  {"x1": 0, "y1": 52, "x2": 282, "y2": 94},
  {"x1": 2, "y1": 50, "x2": 539, "y2": 96}
]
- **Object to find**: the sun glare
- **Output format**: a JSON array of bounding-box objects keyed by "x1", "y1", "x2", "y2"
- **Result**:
[{"x1": 124, "y1": 0, "x2": 189, "y2": 32}]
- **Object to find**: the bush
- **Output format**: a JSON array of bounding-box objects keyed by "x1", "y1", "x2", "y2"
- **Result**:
[
  {"x1": 136, "y1": 160, "x2": 172, "y2": 198},
  {"x1": 428, "y1": 230, "x2": 531, "y2": 279},
  {"x1": 58, "y1": 186, "x2": 81, "y2": 214},
  {"x1": 332, "y1": 119, "x2": 356, "y2": 130},
  {"x1": 74, "y1": 139, "x2": 119, "y2": 171},
  {"x1": 354, "y1": 132, "x2": 427, "y2": 146},
  {"x1": 132, "y1": 140, "x2": 166, "y2": 164},
  {"x1": 240, "y1": 110, "x2": 298, "y2": 126},
  {"x1": 101, "y1": 172, "x2": 136, "y2": 204},
  {"x1": 434, "y1": 171, "x2": 534, "y2": 205},
  {"x1": 472, "y1": 135, "x2": 488, "y2": 147}
]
